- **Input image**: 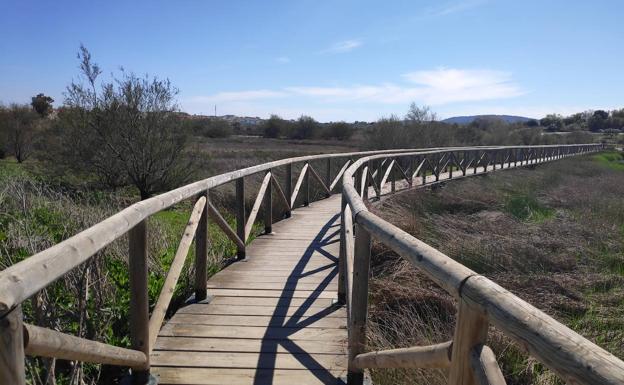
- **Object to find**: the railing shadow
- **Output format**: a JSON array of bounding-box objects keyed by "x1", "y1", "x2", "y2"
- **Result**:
[{"x1": 253, "y1": 213, "x2": 346, "y2": 385}]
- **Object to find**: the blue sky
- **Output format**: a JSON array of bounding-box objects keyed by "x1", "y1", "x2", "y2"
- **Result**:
[{"x1": 1, "y1": 0, "x2": 622, "y2": 121}]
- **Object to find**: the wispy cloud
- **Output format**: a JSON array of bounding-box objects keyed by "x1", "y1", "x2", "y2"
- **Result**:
[
  {"x1": 322, "y1": 39, "x2": 363, "y2": 53},
  {"x1": 276, "y1": 56, "x2": 290, "y2": 63},
  {"x1": 185, "y1": 67, "x2": 524, "y2": 118},
  {"x1": 189, "y1": 89, "x2": 288, "y2": 103},
  {"x1": 423, "y1": 0, "x2": 487, "y2": 17},
  {"x1": 285, "y1": 68, "x2": 523, "y2": 105}
]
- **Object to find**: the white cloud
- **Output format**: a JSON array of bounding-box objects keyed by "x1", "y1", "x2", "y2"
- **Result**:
[
  {"x1": 276, "y1": 56, "x2": 290, "y2": 63},
  {"x1": 423, "y1": 0, "x2": 487, "y2": 17},
  {"x1": 284, "y1": 68, "x2": 523, "y2": 105},
  {"x1": 184, "y1": 67, "x2": 525, "y2": 120},
  {"x1": 322, "y1": 39, "x2": 363, "y2": 53}
]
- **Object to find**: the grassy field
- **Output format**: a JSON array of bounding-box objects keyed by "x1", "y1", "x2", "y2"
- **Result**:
[
  {"x1": 368, "y1": 151, "x2": 624, "y2": 385},
  {"x1": 0, "y1": 135, "x2": 357, "y2": 384}
]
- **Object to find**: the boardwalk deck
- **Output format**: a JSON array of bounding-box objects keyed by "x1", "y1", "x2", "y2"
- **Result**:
[{"x1": 151, "y1": 195, "x2": 347, "y2": 385}]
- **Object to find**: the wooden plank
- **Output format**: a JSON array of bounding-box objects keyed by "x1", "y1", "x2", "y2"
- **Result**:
[
  {"x1": 152, "y1": 367, "x2": 347, "y2": 385},
  {"x1": 207, "y1": 201, "x2": 245, "y2": 250},
  {"x1": 244, "y1": 171, "x2": 272, "y2": 241},
  {"x1": 151, "y1": 350, "x2": 346, "y2": 370},
  {"x1": 0, "y1": 305, "x2": 25, "y2": 385},
  {"x1": 128, "y1": 220, "x2": 150, "y2": 372},
  {"x1": 203, "y1": 296, "x2": 336, "y2": 307},
  {"x1": 270, "y1": 174, "x2": 290, "y2": 211},
  {"x1": 177, "y1": 304, "x2": 347, "y2": 318},
  {"x1": 195, "y1": 191, "x2": 209, "y2": 301},
  {"x1": 330, "y1": 160, "x2": 351, "y2": 191},
  {"x1": 290, "y1": 163, "x2": 309, "y2": 208},
  {"x1": 353, "y1": 341, "x2": 452, "y2": 369},
  {"x1": 308, "y1": 164, "x2": 331, "y2": 195},
  {"x1": 149, "y1": 196, "x2": 206, "y2": 350},
  {"x1": 470, "y1": 344, "x2": 507, "y2": 385},
  {"x1": 24, "y1": 323, "x2": 147, "y2": 368},
  {"x1": 153, "y1": 336, "x2": 346, "y2": 354},
  {"x1": 206, "y1": 289, "x2": 337, "y2": 299},
  {"x1": 236, "y1": 178, "x2": 246, "y2": 259},
  {"x1": 206, "y1": 282, "x2": 338, "y2": 291},
  {"x1": 167, "y1": 314, "x2": 346, "y2": 328},
  {"x1": 209, "y1": 273, "x2": 338, "y2": 284},
  {"x1": 159, "y1": 324, "x2": 347, "y2": 341},
  {"x1": 347, "y1": 223, "x2": 372, "y2": 384}
]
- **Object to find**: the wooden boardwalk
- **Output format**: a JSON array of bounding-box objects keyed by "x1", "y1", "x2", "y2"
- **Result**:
[
  {"x1": 4, "y1": 145, "x2": 614, "y2": 385},
  {"x1": 151, "y1": 195, "x2": 347, "y2": 385}
]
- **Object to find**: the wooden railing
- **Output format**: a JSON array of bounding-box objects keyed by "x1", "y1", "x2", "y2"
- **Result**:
[
  {"x1": 339, "y1": 144, "x2": 624, "y2": 385},
  {"x1": 0, "y1": 147, "x2": 439, "y2": 384},
  {"x1": 1, "y1": 143, "x2": 620, "y2": 384}
]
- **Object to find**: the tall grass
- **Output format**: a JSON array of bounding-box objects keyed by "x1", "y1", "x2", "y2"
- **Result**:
[{"x1": 368, "y1": 153, "x2": 624, "y2": 384}]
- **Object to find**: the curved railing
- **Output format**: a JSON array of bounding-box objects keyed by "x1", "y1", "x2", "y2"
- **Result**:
[
  {"x1": 339, "y1": 144, "x2": 624, "y2": 385},
  {"x1": 1, "y1": 143, "x2": 619, "y2": 385},
  {"x1": 0, "y1": 147, "x2": 444, "y2": 384}
]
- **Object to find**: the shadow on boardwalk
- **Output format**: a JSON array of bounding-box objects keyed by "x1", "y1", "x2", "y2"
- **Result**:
[{"x1": 253, "y1": 214, "x2": 346, "y2": 385}]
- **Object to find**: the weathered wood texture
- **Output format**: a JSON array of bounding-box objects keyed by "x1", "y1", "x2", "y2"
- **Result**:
[
  {"x1": 24, "y1": 323, "x2": 147, "y2": 367},
  {"x1": 151, "y1": 195, "x2": 347, "y2": 385},
  {"x1": 0, "y1": 305, "x2": 25, "y2": 385},
  {"x1": 353, "y1": 341, "x2": 452, "y2": 369}
]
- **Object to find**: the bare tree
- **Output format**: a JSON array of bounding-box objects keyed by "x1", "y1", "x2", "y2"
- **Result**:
[
  {"x1": 405, "y1": 103, "x2": 437, "y2": 123},
  {"x1": 60, "y1": 45, "x2": 193, "y2": 199}
]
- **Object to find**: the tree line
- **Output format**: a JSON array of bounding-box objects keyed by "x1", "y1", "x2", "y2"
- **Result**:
[{"x1": 0, "y1": 46, "x2": 618, "y2": 202}]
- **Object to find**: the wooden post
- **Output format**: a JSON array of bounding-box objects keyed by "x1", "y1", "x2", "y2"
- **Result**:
[
  {"x1": 128, "y1": 220, "x2": 150, "y2": 383},
  {"x1": 348, "y1": 223, "x2": 372, "y2": 385},
  {"x1": 448, "y1": 300, "x2": 489, "y2": 385},
  {"x1": 390, "y1": 160, "x2": 396, "y2": 193},
  {"x1": 303, "y1": 163, "x2": 310, "y2": 206},
  {"x1": 285, "y1": 164, "x2": 293, "y2": 217},
  {"x1": 195, "y1": 190, "x2": 209, "y2": 302},
  {"x1": 264, "y1": 171, "x2": 273, "y2": 234},
  {"x1": 236, "y1": 178, "x2": 246, "y2": 259},
  {"x1": 0, "y1": 305, "x2": 25, "y2": 385},
  {"x1": 325, "y1": 158, "x2": 332, "y2": 197},
  {"x1": 338, "y1": 194, "x2": 347, "y2": 304}
]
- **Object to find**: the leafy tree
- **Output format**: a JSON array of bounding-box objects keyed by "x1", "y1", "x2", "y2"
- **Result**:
[
  {"x1": 31, "y1": 93, "x2": 54, "y2": 117},
  {"x1": 0, "y1": 104, "x2": 39, "y2": 162},
  {"x1": 540, "y1": 114, "x2": 563, "y2": 132},
  {"x1": 59, "y1": 45, "x2": 193, "y2": 199},
  {"x1": 263, "y1": 114, "x2": 285, "y2": 138},
  {"x1": 324, "y1": 121, "x2": 354, "y2": 140},
  {"x1": 292, "y1": 115, "x2": 319, "y2": 139},
  {"x1": 588, "y1": 110, "x2": 609, "y2": 132},
  {"x1": 526, "y1": 119, "x2": 539, "y2": 127}
]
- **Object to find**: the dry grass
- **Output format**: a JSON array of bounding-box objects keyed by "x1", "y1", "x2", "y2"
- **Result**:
[{"x1": 368, "y1": 152, "x2": 624, "y2": 385}]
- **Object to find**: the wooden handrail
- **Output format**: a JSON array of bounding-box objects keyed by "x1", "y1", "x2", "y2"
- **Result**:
[
  {"x1": 352, "y1": 340, "x2": 452, "y2": 369},
  {"x1": 0, "y1": 147, "x2": 434, "y2": 315},
  {"x1": 0, "y1": 143, "x2": 609, "y2": 385},
  {"x1": 23, "y1": 324, "x2": 148, "y2": 368},
  {"x1": 148, "y1": 196, "x2": 206, "y2": 350},
  {"x1": 339, "y1": 144, "x2": 624, "y2": 385}
]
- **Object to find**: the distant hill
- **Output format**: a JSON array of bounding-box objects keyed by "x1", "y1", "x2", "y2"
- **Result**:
[{"x1": 442, "y1": 115, "x2": 533, "y2": 125}]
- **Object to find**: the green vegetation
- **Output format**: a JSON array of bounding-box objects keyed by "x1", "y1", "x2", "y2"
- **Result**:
[
  {"x1": 593, "y1": 151, "x2": 624, "y2": 171},
  {"x1": 369, "y1": 153, "x2": 624, "y2": 385},
  {"x1": 0, "y1": 160, "x2": 252, "y2": 384},
  {"x1": 504, "y1": 194, "x2": 554, "y2": 222}
]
